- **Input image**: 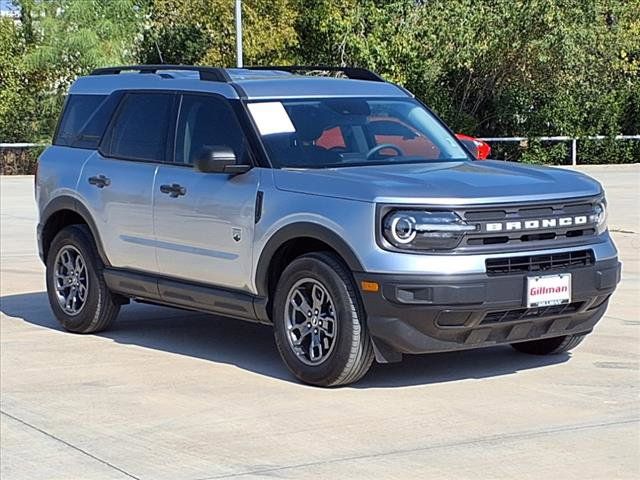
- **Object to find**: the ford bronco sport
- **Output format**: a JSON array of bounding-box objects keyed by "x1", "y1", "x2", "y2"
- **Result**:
[{"x1": 36, "y1": 65, "x2": 621, "y2": 386}]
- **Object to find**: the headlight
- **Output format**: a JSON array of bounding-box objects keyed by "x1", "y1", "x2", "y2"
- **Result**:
[
  {"x1": 591, "y1": 201, "x2": 607, "y2": 234},
  {"x1": 382, "y1": 210, "x2": 477, "y2": 251}
]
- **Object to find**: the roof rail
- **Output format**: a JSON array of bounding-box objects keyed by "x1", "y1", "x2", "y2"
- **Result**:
[
  {"x1": 89, "y1": 65, "x2": 232, "y2": 83},
  {"x1": 247, "y1": 65, "x2": 385, "y2": 82}
]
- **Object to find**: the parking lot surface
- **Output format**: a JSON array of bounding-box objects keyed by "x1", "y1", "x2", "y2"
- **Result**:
[{"x1": 1, "y1": 165, "x2": 639, "y2": 479}]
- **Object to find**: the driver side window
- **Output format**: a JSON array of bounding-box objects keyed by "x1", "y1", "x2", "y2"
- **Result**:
[{"x1": 174, "y1": 94, "x2": 249, "y2": 165}]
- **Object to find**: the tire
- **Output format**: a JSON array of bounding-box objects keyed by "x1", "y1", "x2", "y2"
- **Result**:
[
  {"x1": 272, "y1": 252, "x2": 374, "y2": 387},
  {"x1": 45, "y1": 225, "x2": 120, "y2": 333},
  {"x1": 511, "y1": 334, "x2": 587, "y2": 355}
]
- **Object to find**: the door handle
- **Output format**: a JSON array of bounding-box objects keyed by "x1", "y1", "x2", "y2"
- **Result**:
[
  {"x1": 160, "y1": 183, "x2": 187, "y2": 198},
  {"x1": 88, "y1": 174, "x2": 111, "y2": 188}
]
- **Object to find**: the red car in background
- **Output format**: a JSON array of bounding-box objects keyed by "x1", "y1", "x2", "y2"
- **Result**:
[{"x1": 455, "y1": 133, "x2": 491, "y2": 160}]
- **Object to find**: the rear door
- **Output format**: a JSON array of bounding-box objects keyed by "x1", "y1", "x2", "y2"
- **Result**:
[
  {"x1": 153, "y1": 93, "x2": 260, "y2": 291},
  {"x1": 77, "y1": 91, "x2": 175, "y2": 272}
]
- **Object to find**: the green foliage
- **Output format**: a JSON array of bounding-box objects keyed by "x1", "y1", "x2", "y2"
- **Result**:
[
  {"x1": 1, "y1": 0, "x2": 638, "y2": 164},
  {"x1": 20, "y1": 0, "x2": 145, "y2": 89},
  {"x1": 520, "y1": 142, "x2": 570, "y2": 165},
  {"x1": 0, "y1": 0, "x2": 145, "y2": 143},
  {"x1": 579, "y1": 138, "x2": 640, "y2": 164},
  {"x1": 295, "y1": 0, "x2": 640, "y2": 164},
  {"x1": 0, "y1": 17, "x2": 36, "y2": 142},
  {"x1": 138, "y1": 0, "x2": 298, "y2": 66}
]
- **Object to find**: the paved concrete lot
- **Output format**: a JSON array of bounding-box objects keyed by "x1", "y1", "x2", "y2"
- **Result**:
[{"x1": 1, "y1": 165, "x2": 639, "y2": 479}]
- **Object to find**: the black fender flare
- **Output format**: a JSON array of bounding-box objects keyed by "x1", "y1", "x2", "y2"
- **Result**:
[
  {"x1": 40, "y1": 196, "x2": 111, "y2": 266},
  {"x1": 254, "y1": 222, "x2": 364, "y2": 297}
]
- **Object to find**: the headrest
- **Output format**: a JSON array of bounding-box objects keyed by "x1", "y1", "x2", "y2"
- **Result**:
[{"x1": 287, "y1": 105, "x2": 328, "y2": 141}]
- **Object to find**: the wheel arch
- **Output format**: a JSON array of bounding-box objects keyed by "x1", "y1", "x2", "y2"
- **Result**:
[
  {"x1": 254, "y1": 222, "x2": 364, "y2": 301},
  {"x1": 40, "y1": 196, "x2": 110, "y2": 266}
]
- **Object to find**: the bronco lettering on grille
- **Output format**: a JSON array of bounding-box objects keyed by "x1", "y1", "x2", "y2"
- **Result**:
[{"x1": 484, "y1": 215, "x2": 591, "y2": 232}]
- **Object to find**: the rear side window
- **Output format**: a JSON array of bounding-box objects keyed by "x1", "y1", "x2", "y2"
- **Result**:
[
  {"x1": 72, "y1": 93, "x2": 123, "y2": 149},
  {"x1": 102, "y1": 93, "x2": 174, "y2": 162},
  {"x1": 54, "y1": 94, "x2": 107, "y2": 147}
]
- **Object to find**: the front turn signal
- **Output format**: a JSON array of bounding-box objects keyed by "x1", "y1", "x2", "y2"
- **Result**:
[{"x1": 361, "y1": 281, "x2": 380, "y2": 293}]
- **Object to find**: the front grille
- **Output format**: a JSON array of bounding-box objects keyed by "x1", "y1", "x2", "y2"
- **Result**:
[
  {"x1": 486, "y1": 249, "x2": 594, "y2": 275},
  {"x1": 481, "y1": 302, "x2": 583, "y2": 325},
  {"x1": 453, "y1": 197, "x2": 601, "y2": 252}
]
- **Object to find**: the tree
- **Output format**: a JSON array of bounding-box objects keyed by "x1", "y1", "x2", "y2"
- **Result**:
[
  {"x1": 20, "y1": 0, "x2": 145, "y2": 88},
  {"x1": 0, "y1": 17, "x2": 38, "y2": 142},
  {"x1": 295, "y1": 0, "x2": 640, "y2": 163},
  {"x1": 139, "y1": 0, "x2": 298, "y2": 66},
  {"x1": 2, "y1": 0, "x2": 638, "y2": 163},
  {"x1": 0, "y1": 0, "x2": 147, "y2": 142}
]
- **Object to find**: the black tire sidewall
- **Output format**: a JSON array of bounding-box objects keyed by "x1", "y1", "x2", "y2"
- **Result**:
[
  {"x1": 45, "y1": 225, "x2": 108, "y2": 333},
  {"x1": 511, "y1": 333, "x2": 585, "y2": 355},
  {"x1": 273, "y1": 255, "x2": 363, "y2": 386}
]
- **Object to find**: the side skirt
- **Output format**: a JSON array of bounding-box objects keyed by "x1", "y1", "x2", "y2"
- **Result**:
[{"x1": 103, "y1": 268, "x2": 269, "y2": 324}]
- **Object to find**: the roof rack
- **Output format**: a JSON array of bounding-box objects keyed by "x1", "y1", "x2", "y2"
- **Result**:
[
  {"x1": 246, "y1": 65, "x2": 385, "y2": 82},
  {"x1": 89, "y1": 64, "x2": 386, "y2": 83},
  {"x1": 89, "y1": 65, "x2": 232, "y2": 83}
]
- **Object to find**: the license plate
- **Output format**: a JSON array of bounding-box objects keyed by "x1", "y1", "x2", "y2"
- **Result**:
[{"x1": 526, "y1": 273, "x2": 571, "y2": 308}]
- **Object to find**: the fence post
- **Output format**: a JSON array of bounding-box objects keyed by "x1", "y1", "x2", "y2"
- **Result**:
[{"x1": 571, "y1": 138, "x2": 577, "y2": 165}]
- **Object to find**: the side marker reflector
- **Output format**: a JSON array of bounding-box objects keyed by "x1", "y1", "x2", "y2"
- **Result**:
[{"x1": 361, "y1": 281, "x2": 379, "y2": 292}]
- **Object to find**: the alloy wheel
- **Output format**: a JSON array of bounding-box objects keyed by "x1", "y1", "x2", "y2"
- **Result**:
[
  {"x1": 53, "y1": 245, "x2": 89, "y2": 316},
  {"x1": 285, "y1": 278, "x2": 337, "y2": 365}
]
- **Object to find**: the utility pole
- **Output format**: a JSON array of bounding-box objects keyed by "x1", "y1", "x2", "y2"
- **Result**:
[{"x1": 235, "y1": 0, "x2": 243, "y2": 68}]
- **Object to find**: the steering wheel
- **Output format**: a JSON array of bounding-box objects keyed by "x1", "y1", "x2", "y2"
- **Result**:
[{"x1": 366, "y1": 143, "x2": 404, "y2": 159}]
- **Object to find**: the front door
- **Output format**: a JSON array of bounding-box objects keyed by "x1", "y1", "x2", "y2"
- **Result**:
[{"x1": 153, "y1": 93, "x2": 261, "y2": 291}]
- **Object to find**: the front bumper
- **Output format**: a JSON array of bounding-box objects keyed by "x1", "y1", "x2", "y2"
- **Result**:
[{"x1": 355, "y1": 257, "x2": 621, "y2": 361}]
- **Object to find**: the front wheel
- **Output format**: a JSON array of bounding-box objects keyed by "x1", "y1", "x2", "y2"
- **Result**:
[
  {"x1": 273, "y1": 252, "x2": 374, "y2": 387},
  {"x1": 511, "y1": 334, "x2": 587, "y2": 355}
]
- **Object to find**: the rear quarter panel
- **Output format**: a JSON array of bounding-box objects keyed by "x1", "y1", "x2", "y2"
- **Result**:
[{"x1": 36, "y1": 146, "x2": 91, "y2": 219}]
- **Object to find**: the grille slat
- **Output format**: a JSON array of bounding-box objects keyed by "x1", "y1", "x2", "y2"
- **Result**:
[
  {"x1": 486, "y1": 249, "x2": 594, "y2": 275},
  {"x1": 482, "y1": 302, "x2": 583, "y2": 325}
]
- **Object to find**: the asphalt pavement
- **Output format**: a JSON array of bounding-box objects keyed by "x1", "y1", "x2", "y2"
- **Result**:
[{"x1": 1, "y1": 165, "x2": 638, "y2": 479}]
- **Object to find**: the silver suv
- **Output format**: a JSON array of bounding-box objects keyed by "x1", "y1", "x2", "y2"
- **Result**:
[{"x1": 36, "y1": 65, "x2": 621, "y2": 386}]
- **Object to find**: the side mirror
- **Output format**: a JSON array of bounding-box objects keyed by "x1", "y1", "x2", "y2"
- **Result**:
[{"x1": 193, "y1": 146, "x2": 251, "y2": 174}]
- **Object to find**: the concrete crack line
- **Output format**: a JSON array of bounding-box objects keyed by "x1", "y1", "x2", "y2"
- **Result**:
[
  {"x1": 196, "y1": 417, "x2": 640, "y2": 480},
  {"x1": 610, "y1": 228, "x2": 638, "y2": 234},
  {"x1": 1, "y1": 409, "x2": 141, "y2": 480}
]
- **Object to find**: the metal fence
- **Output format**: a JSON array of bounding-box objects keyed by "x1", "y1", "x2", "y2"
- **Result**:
[
  {"x1": 0, "y1": 143, "x2": 46, "y2": 148},
  {"x1": 477, "y1": 135, "x2": 640, "y2": 165}
]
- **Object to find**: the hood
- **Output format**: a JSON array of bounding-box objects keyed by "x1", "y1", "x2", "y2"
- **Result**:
[{"x1": 273, "y1": 160, "x2": 603, "y2": 205}]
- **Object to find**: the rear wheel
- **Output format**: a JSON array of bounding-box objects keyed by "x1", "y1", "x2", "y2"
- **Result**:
[
  {"x1": 273, "y1": 252, "x2": 374, "y2": 387},
  {"x1": 46, "y1": 225, "x2": 120, "y2": 333},
  {"x1": 511, "y1": 334, "x2": 586, "y2": 355}
]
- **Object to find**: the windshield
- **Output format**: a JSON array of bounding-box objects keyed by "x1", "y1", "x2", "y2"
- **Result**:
[{"x1": 247, "y1": 98, "x2": 469, "y2": 168}]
